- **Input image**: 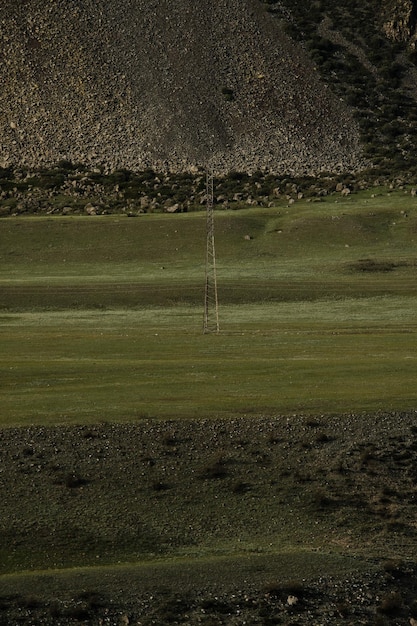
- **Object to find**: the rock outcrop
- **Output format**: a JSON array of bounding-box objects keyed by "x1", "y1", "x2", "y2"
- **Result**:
[
  {"x1": 382, "y1": 0, "x2": 417, "y2": 47},
  {"x1": 0, "y1": 0, "x2": 365, "y2": 174}
]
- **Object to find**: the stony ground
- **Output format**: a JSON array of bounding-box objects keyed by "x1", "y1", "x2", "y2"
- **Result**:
[
  {"x1": 0, "y1": 0, "x2": 364, "y2": 174},
  {"x1": 2, "y1": 563, "x2": 417, "y2": 625},
  {"x1": 1, "y1": 411, "x2": 417, "y2": 624}
]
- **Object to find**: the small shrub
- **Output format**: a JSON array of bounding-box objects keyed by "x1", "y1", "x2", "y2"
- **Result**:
[
  {"x1": 162, "y1": 435, "x2": 177, "y2": 447},
  {"x1": 410, "y1": 599, "x2": 417, "y2": 618},
  {"x1": 20, "y1": 596, "x2": 42, "y2": 609},
  {"x1": 232, "y1": 481, "x2": 251, "y2": 494},
  {"x1": 64, "y1": 472, "x2": 89, "y2": 488},
  {"x1": 153, "y1": 595, "x2": 193, "y2": 623},
  {"x1": 151, "y1": 481, "x2": 171, "y2": 492},
  {"x1": 359, "y1": 447, "x2": 375, "y2": 466},
  {"x1": 64, "y1": 605, "x2": 92, "y2": 621},
  {"x1": 382, "y1": 559, "x2": 406, "y2": 578},
  {"x1": 76, "y1": 590, "x2": 107, "y2": 610},
  {"x1": 377, "y1": 591, "x2": 403, "y2": 615},
  {"x1": 306, "y1": 418, "x2": 320, "y2": 428},
  {"x1": 56, "y1": 159, "x2": 77, "y2": 171},
  {"x1": 385, "y1": 519, "x2": 409, "y2": 533},
  {"x1": 199, "y1": 456, "x2": 229, "y2": 480},
  {"x1": 268, "y1": 434, "x2": 281, "y2": 445},
  {"x1": 351, "y1": 259, "x2": 398, "y2": 273},
  {"x1": 201, "y1": 598, "x2": 231, "y2": 614},
  {"x1": 311, "y1": 488, "x2": 333, "y2": 508},
  {"x1": 315, "y1": 431, "x2": 333, "y2": 444},
  {"x1": 221, "y1": 86, "x2": 235, "y2": 101},
  {"x1": 262, "y1": 580, "x2": 305, "y2": 599},
  {"x1": 336, "y1": 601, "x2": 350, "y2": 617},
  {"x1": 262, "y1": 581, "x2": 283, "y2": 597},
  {"x1": 22, "y1": 446, "x2": 35, "y2": 457},
  {"x1": 0, "y1": 598, "x2": 12, "y2": 612},
  {"x1": 282, "y1": 580, "x2": 305, "y2": 597},
  {"x1": 80, "y1": 428, "x2": 98, "y2": 439},
  {"x1": 48, "y1": 602, "x2": 62, "y2": 618},
  {"x1": 294, "y1": 471, "x2": 312, "y2": 483}
]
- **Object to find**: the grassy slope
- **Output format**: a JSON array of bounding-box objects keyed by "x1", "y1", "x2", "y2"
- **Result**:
[
  {"x1": 1, "y1": 304, "x2": 417, "y2": 425},
  {"x1": 1, "y1": 189, "x2": 417, "y2": 425},
  {"x1": 1, "y1": 190, "x2": 417, "y2": 600}
]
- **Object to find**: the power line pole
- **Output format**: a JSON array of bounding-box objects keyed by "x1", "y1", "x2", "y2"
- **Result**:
[{"x1": 203, "y1": 167, "x2": 220, "y2": 334}]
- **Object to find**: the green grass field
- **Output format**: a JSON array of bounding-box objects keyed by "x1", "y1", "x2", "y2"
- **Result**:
[
  {"x1": 1, "y1": 302, "x2": 417, "y2": 426},
  {"x1": 1, "y1": 189, "x2": 417, "y2": 426}
]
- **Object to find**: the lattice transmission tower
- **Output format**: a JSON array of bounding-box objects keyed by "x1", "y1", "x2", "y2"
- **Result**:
[{"x1": 203, "y1": 168, "x2": 220, "y2": 334}]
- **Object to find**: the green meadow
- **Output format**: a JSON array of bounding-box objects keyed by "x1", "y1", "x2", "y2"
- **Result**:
[{"x1": 1, "y1": 189, "x2": 417, "y2": 426}]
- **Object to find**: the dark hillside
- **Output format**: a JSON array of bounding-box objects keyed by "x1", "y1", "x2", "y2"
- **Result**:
[{"x1": 268, "y1": 0, "x2": 417, "y2": 177}]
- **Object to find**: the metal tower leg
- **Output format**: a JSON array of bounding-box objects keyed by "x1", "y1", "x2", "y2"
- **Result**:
[{"x1": 203, "y1": 168, "x2": 220, "y2": 334}]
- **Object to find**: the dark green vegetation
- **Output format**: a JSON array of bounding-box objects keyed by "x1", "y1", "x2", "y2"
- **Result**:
[
  {"x1": 0, "y1": 164, "x2": 406, "y2": 218},
  {"x1": 1, "y1": 163, "x2": 417, "y2": 218},
  {"x1": 264, "y1": 0, "x2": 417, "y2": 179},
  {"x1": 2, "y1": 191, "x2": 417, "y2": 623}
]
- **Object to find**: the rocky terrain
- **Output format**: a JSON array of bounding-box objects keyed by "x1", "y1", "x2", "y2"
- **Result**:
[
  {"x1": 1, "y1": 0, "x2": 417, "y2": 181},
  {"x1": 2, "y1": 563, "x2": 417, "y2": 625},
  {"x1": 0, "y1": 164, "x2": 382, "y2": 217},
  {"x1": 382, "y1": 0, "x2": 417, "y2": 46},
  {"x1": 1, "y1": 412, "x2": 417, "y2": 624},
  {"x1": 0, "y1": 0, "x2": 385, "y2": 175},
  {"x1": 1, "y1": 0, "x2": 417, "y2": 180}
]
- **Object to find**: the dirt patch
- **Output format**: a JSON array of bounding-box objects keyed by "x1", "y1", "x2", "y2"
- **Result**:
[{"x1": 348, "y1": 258, "x2": 411, "y2": 272}]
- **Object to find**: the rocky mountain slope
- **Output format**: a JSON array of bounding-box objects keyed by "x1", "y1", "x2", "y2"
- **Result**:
[{"x1": 0, "y1": 0, "x2": 416, "y2": 176}]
